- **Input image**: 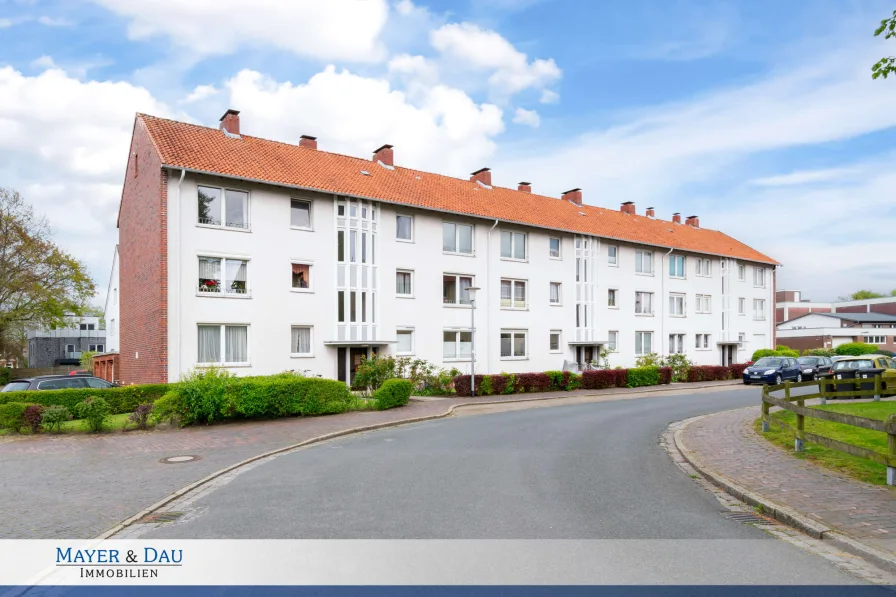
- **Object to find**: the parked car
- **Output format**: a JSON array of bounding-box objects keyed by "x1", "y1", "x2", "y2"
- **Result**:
[
  {"x1": 742, "y1": 357, "x2": 803, "y2": 385},
  {"x1": 0, "y1": 375, "x2": 117, "y2": 392},
  {"x1": 797, "y1": 356, "x2": 834, "y2": 380},
  {"x1": 823, "y1": 355, "x2": 896, "y2": 398}
]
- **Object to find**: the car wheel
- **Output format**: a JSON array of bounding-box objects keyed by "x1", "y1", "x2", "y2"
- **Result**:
[
  {"x1": 775, "y1": 374, "x2": 782, "y2": 385},
  {"x1": 797, "y1": 373, "x2": 803, "y2": 383}
]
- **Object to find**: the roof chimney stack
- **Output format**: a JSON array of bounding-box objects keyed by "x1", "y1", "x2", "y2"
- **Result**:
[
  {"x1": 561, "y1": 188, "x2": 582, "y2": 206},
  {"x1": 470, "y1": 168, "x2": 492, "y2": 186},
  {"x1": 685, "y1": 215, "x2": 700, "y2": 228},
  {"x1": 299, "y1": 135, "x2": 317, "y2": 150},
  {"x1": 672, "y1": 212, "x2": 682, "y2": 224},
  {"x1": 646, "y1": 207, "x2": 655, "y2": 218},
  {"x1": 372, "y1": 144, "x2": 394, "y2": 167},
  {"x1": 219, "y1": 109, "x2": 240, "y2": 136},
  {"x1": 518, "y1": 181, "x2": 532, "y2": 193},
  {"x1": 620, "y1": 201, "x2": 635, "y2": 215}
]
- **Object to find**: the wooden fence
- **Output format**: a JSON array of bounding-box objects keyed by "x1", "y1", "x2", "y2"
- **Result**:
[{"x1": 760, "y1": 376, "x2": 896, "y2": 486}]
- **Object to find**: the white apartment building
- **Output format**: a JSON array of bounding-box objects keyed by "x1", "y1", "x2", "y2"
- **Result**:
[{"x1": 110, "y1": 111, "x2": 777, "y2": 386}]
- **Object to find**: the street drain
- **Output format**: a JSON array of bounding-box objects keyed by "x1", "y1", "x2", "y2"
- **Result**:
[
  {"x1": 136, "y1": 511, "x2": 185, "y2": 524},
  {"x1": 722, "y1": 511, "x2": 773, "y2": 525},
  {"x1": 160, "y1": 455, "x2": 201, "y2": 464}
]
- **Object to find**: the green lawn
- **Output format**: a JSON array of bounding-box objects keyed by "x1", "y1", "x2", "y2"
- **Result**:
[
  {"x1": 0, "y1": 413, "x2": 148, "y2": 436},
  {"x1": 757, "y1": 400, "x2": 896, "y2": 486}
]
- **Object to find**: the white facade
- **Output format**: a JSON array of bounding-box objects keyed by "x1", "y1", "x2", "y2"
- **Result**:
[
  {"x1": 103, "y1": 245, "x2": 120, "y2": 353},
  {"x1": 162, "y1": 172, "x2": 776, "y2": 383}
]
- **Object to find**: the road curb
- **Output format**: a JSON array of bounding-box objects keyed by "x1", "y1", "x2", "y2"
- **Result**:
[{"x1": 672, "y1": 411, "x2": 896, "y2": 575}]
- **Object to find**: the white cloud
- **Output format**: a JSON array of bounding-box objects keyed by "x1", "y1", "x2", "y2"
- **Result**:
[
  {"x1": 429, "y1": 22, "x2": 561, "y2": 96},
  {"x1": 181, "y1": 84, "x2": 220, "y2": 104},
  {"x1": 394, "y1": 0, "x2": 417, "y2": 17},
  {"x1": 539, "y1": 89, "x2": 559, "y2": 104},
  {"x1": 512, "y1": 107, "x2": 540, "y2": 127},
  {"x1": 37, "y1": 16, "x2": 74, "y2": 27},
  {"x1": 749, "y1": 167, "x2": 858, "y2": 187},
  {"x1": 30, "y1": 55, "x2": 59, "y2": 70},
  {"x1": 90, "y1": 0, "x2": 390, "y2": 62},
  {"x1": 0, "y1": 19, "x2": 12, "y2": 28},
  {"x1": 387, "y1": 53, "x2": 439, "y2": 85}
]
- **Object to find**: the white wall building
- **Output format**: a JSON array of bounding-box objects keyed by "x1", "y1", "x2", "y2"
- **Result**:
[{"x1": 103, "y1": 245, "x2": 120, "y2": 353}]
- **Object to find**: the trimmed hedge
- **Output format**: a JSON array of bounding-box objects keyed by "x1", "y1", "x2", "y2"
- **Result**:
[
  {"x1": 374, "y1": 379, "x2": 413, "y2": 410},
  {"x1": 835, "y1": 342, "x2": 880, "y2": 356},
  {"x1": 627, "y1": 367, "x2": 659, "y2": 388},
  {"x1": 658, "y1": 367, "x2": 673, "y2": 385},
  {"x1": 0, "y1": 384, "x2": 169, "y2": 415},
  {"x1": 0, "y1": 367, "x2": 9, "y2": 386},
  {"x1": 0, "y1": 402, "x2": 32, "y2": 432},
  {"x1": 687, "y1": 365, "x2": 734, "y2": 382}
]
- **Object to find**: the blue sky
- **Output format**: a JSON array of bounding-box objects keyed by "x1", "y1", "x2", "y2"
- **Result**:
[{"x1": 1, "y1": 0, "x2": 895, "y2": 305}]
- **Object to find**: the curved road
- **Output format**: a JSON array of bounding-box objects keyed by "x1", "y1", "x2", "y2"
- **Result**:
[{"x1": 145, "y1": 388, "x2": 881, "y2": 584}]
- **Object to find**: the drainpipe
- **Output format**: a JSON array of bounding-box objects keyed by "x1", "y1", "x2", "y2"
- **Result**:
[
  {"x1": 176, "y1": 169, "x2": 185, "y2": 382},
  {"x1": 661, "y1": 247, "x2": 673, "y2": 357},
  {"x1": 486, "y1": 219, "x2": 499, "y2": 374}
]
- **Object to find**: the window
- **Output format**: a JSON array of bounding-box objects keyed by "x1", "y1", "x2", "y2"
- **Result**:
[
  {"x1": 198, "y1": 324, "x2": 248, "y2": 365},
  {"x1": 738, "y1": 297, "x2": 746, "y2": 315},
  {"x1": 65, "y1": 344, "x2": 75, "y2": 354},
  {"x1": 753, "y1": 267, "x2": 766, "y2": 287},
  {"x1": 443, "y1": 330, "x2": 472, "y2": 359},
  {"x1": 290, "y1": 199, "x2": 312, "y2": 229},
  {"x1": 608, "y1": 289, "x2": 618, "y2": 308},
  {"x1": 500, "y1": 231, "x2": 527, "y2": 260},
  {"x1": 608, "y1": 331, "x2": 618, "y2": 351},
  {"x1": 669, "y1": 334, "x2": 684, "y2": 354},
  {"x1": 669, "y1": 293, "x2": 685, "y2": 316},
  {"x1": 868, "y1": 335, "x2": 888, "y2": 344},
  {"x1": 85, "y1": 377, "x2": 112, "y2": 389},
  {"x1": 291, "y1": 263, "x2": 312, "y2": 291},
  {"x1": 753, "y1": 299, "x2": 766, "y2": 320},
  {"x1": 79, "y1": 323, "x2": 95, "y2": 331},
  {"x1": 443, "y1": 222, "x2": 474, "y2": 254},
  {"x1": 695, "y1": 333, "x2": 710, "y2": 349},
  {"x1": 199, "y1": 256, "x2": 248, "y2": 295},
  {"x1": 738, "y1": 333, "x2": 746, "y2": 349},
  {"x1": 635, "y1": 291, "x2": 654, "y2": 315},
  {"x1": 500, "y1": 330, "x2": 527, "y2": 359},
  {"x1": 608, "y1": 245, "x2": 618, "y2": 266},
  {"x1": 669, "y1": 255, "x2": 685, "y2": 278},
  {"x1": 396, "y1": 270, "x2": 413, "y2": 296},
  {"x1": 88, "y1": 344, "x2": 104, "y2": 352},
  {"x1": 443, "y1": 274, "x2": 473, "y2": 305},
  {"x1": 500, "y1": 279, "x2": 527, "y2": 309},
  {"x1": 549, "y1": 237, "x2": 561, "y2": 258},
  {"x1": 635, "y1": 331, "x2": 653, "y2": 355},
  {"x1": 549, "y1": 331, "x2": 561, "y2": 352},
  {"x1": 198, "y1": 186, "x2": 248, "y2": 229},
  {"x1": 396, "y1": 215, "x2": 413, "y2": 241},
  {"x1": 738, "y1": 264, "x2": 746, "y2": 281},
  {"x1": 396, "y1": 329, "x2": 414, "y2": 355},
  {"x1": 696, "y1": 294, "x2": 711, "y2": 314},
  {"x1": 635, "y1": 250, "x2": 653, "y2": 274},
  {"x1": 39, "y1": 378, "x2": 88, "y2": 390},
  {"x1": 290, "y1": 326, "x2": 312, "y2": 356},
  {"x1": 550, "y1": 282, "x2": 561, "y2": 305},
  {"x1": 576, "y1": 304, "x2": 588, "y2": 328},
  {"x1": 110, "y1": 319, "x2": 115, "y2": 336},
  {"x1": 696, "y1": 258, "x2": 711, "y2": 277}
]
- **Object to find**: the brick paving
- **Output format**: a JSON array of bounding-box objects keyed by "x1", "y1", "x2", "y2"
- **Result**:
[
  {"x1": 681, "y1": 406, "x2": 896, "y2": 557},
  {"x1": 0, "y1": 380, "x2": 736, "y2": 539}
]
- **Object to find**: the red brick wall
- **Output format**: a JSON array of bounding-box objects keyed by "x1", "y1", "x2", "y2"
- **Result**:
[
  {"x1": 834, "y1": 305, "x2": 867, "y2": 314},
  {"x1": 869, "y1": 301, "x2": 896, "y2": 315},
  {"x1": 775, "y1": 307, "x2": 785, "y2": 324},
  {"x1": 810, "y1": 307, "x2": 831, "y2": 314},
  {"x1": 788, "y1": 307, "x2": 811, "y2": 320},
  {"x1": 118, "y1": 118, "x2": 167, "y2": 385}
]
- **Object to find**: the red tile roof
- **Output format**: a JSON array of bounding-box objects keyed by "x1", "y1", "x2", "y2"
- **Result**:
[{"x1": 138, "y1": 114, "x2": 777, "y2": 265}]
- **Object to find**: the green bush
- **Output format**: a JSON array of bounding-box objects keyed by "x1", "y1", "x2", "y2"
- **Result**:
[
  {"x1": 374, "y1": 379, "x2": 413, "y2": 410},
  {"x1": 41, "y1": 405, "x2": 73, "y2": 433},
  {"x1": 835, "y1": 342, "x2": 879, "y2": 356},
  {"x1": 627, "y1": 366, "x2": 660, "y2": 388},
  {"x1": 803, "y1": 348, "x2": 835, "y2": 357},
  {"x1": 503, "y1": 373, "x2": 517, "y2": 394},
  {"x1": 751, "y1": 349, "x2": 780, "y2": 362},
  {"x1": 0, "y1": 402, "x2": 31, "y2": 433},
  {"x1": 0, "y1": 367, "x2": 9, "y2": 386},
  {"x1": 566, "y1": 373, "x2": 582, "y2": 391},
  {"x1": 76, "y1": 397, "x2": 111, "y2": 433},
  {"x1": 634, "y1": 353, "x2": 663, "y2": 368},
  {"x1": 478, "y1": 374, "x2": 494, "y2": 396},
  {"x1": 0, "y1": 383, "x2": 170, "y2": 414},
  {"x1": 779, "y1": 349, "x2": 799, "y2": 358},
  {"x1": 662, "y1": 353, "x2": 694, "y2": 382}
]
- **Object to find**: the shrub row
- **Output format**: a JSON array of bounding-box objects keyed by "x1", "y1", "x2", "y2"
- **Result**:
[
  {"x1": 0, "y1": 367, "x2": 9, "y2": 387},
  {"x1": 0, "y1": 384, "x2": 169, "y2": 415}
]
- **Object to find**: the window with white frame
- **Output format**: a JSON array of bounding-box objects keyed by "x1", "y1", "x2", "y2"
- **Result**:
[
  {"x1": 635, "y1": 291, "x2": 654, "y2": 314},
  {"x1": 396, "y1": 215, "x2": 413, "y2": 241},
  {"x1": 695, "y1": 333, "x2": 710, "y2": 349},
  {"x1": 738, "y1": 297, "x2": 746, "y2": 315},
  {"x1": 738, "y1": 264, "x2": 746, "y2": 281},
  {"x1": 396, "y1": 270, "x2": 413, "y2": 296},
  {"x1": 868, "y1": 335, "x2": 888, "y2": 344},
  {"x1": 290, "y1": 199, "x2": 312, "y2": 229},
  {"x1": 635, "y1": 331, "x2": 653, "y2": 355},
  {"x1": 549, "y1": 237, "x2": 561, "y2": 258},
  {"x1": 669, "y1": 293, "x2": 686, "y2": 316},
  {"x1": 608, "y1": 245, "x2": 618, "y2": 266},
  {"x1": 669, "y1": 255, "x2": 685, "y2": 278},
  {"x1": 198, "y1": 186, "x2": 248, "y2": 229},
  {"x1": 608, "y1": 288, "x2": 618, "y2": 308},
  {"x1": 88, "y1": 344, "x2": 105, "y2": 352},
  {"x1": 696, "y1": 294, "x2": 711, "y2": 314},
  {"x1": 550, "y1": 282, "x2": 561, "y2": 305},
  {"x1": 500, "y1": 329, "x2": 527, "y2": 359},
  {"x1": 738, "y1": 333, "x2": 746, "y2": 350},
  {"x1": 65, "y1": 344, "x2": 75, "y2": 354},
  {"x1": 500, "y1": 231, "x2": 527, "y2": 260},
  {"x1": 696, "y1": 258, "x2": 711, "y2": 277},
  {"x1": 443, "y1": 330, "x2": 472, "y2": 359},
  {"x1": 290, "y1": 326, "x2": 312, "y2": 356},
  {"x1": 396, "y1": 328, "x2": 414, "y2": 354},
  {"x1": 291, "y1": 262, "x2": 312, "y2": 291},
  {"x1": 753, "y1": 267, "x2": 766, "y2": 287},
  {"x1": 198, "y1": 324, "x2": 248, "y2": 365},
  {"x1": 443, "y1": 222, "x2": 474, "y2": 254},
  {"x1": 500, "y1": 279, "x2": 527, "y2": 309},
  {"x1": 549, "y1": 330, "x2": 561, "y2": 352},
  {"x1": 199, "y1": 256, "x2": 248, "y2": 295},
  {"x1": 669, "y1": 334, "x2": 684, "y2": 354},
  {"x1": 635, "y1": 250, "x2": 653, "y2": 274},
  {"x1": 443, "y1": 274, "x2": 474, "y2": 305},
  {"x1": 753, "y1": 299, "x2": 766, "y2": 320},
  {"x1": 608, "y1": 331, "x2": 618, "y2": 351}
]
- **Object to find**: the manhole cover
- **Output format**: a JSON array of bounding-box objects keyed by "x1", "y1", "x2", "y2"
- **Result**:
[
  {"x1": 159, "y1": 455, "x2": 201, "y2": 464},
  {"x1": 722, "y1": 511, "x2": 772, "y2": 525},
  {"x1": 136, "y1": 511, "x2": 185, "y2": 524}
]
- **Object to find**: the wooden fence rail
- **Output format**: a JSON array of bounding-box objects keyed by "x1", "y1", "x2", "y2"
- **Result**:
[{"x1": 760, "y1": 376, "x2": 896, "y2": 486}]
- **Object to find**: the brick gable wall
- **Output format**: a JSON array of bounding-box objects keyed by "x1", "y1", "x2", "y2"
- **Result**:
[{"x1": 118, "y1": 119, "x2": 168, "y2": 384}]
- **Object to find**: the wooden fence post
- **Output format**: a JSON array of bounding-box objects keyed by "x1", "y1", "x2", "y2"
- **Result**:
[
  {"x1": 819, "y1": 378, "x2": 826, "y2": 405},
  {"x1": 874, "y1": 375, "x2": 881, "y2": 402},
  {"x1": 761, "y1": 399, "x2": 770, "y2": 432},
  {"x1": 887, "y1": 414, "x2": 896, "y2": 487},
  {"x1": 788, "y1": 381, "x2": 805, "y2": 452}
]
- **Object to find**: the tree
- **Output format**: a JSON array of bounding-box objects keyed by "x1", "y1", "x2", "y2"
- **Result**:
[
  {"x1": 0, "y1": 188, "x2": 96, "y2": 357},
  {"x1": 872, "y1": 10, "x2": 896, "y2": 79},
  {"x1": 837, "y1": 290, "x2": 885, "y2": 301},
  {"x1": 891, "y1": 289, "x2": 896, "y2": 297}
]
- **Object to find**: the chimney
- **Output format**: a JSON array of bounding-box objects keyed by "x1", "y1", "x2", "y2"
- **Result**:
[
  {"x1": 620, "y1": 201, "x2": 635, "y2": 215},
  {"x1": 518, "y1": 181, "x2": 532, "y2": 193},
  {"x1": 372, "y1": 144, "x2": 394, "y2": 167},
  {"x1": 672, "y1": 212, "x2": 682, "y2": 224},
  {"x1": 685, "y1": 215, "x2": 700, "y2": 228},
  {"x1": 561, "y1": 188, "x2": 582, "y2": 206},
  {"x1": 299, "y1": 135, "x2": 317, "y2": 150},
  {"x1": 470, "y1": 167, "x2": 492, "y2": 186},
  {"x1": 646, "y1": 207, "x2": 655, "y2": 218},
  {"x1": 219, "y1": 109, "x2": 240, "y2": 136}
]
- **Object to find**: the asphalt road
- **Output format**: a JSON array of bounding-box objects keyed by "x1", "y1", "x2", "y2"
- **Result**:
[{"x1": 144, "y1": 387, "x2": 881, "y2": 585}]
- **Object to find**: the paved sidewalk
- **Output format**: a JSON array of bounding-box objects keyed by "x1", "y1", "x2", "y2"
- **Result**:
[
  {"x1": 680, "y1": 406, "x2": 896, "y2": 559},
  {"x1": 0, "y1": 380, "x2": 737, "y2": 539}
]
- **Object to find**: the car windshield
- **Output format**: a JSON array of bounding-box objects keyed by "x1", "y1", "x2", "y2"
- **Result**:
[
  {"x1": 754, "y1": 358, "x2": 783, "y2": 367},
  {"x1": 0, "y1": 381, "x2": 31, "y2": 392},
  {"x1": 797, "y1": 357, "x2": 818, "y2": 365},
  {"x1": 833, "y1": 360, "x2": 874, "y2": 371}
]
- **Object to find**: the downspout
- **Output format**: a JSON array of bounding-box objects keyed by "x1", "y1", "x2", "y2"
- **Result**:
[
  {"x1": 486, "y1": 219, "x2": 499, "y2": 374},
  {"x1": 176, "y1": 169, "x2": 185, "y2": 382},
  {"x1": 661, "y1": 247, "x2": 673, "y2": 356}
]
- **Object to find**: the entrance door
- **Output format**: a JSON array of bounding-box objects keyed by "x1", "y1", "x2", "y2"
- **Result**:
[
  {"x1": 721, "y1": 345, "x2": 736, "y2": 366},
  {"x1": 349, "y1": 347, "x2": 368, "y2": 387}
]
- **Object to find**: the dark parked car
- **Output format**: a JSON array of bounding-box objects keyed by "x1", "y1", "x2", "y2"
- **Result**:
[
  {"x1": 743, "y1": 357, "x2": 803, "y2": 385},
  {"x1": 797, "y1": 356, "x2": 833, "y2": 380},
  {"x1": 0, "y1": 375, "x2": 117, "y2": 392}
]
